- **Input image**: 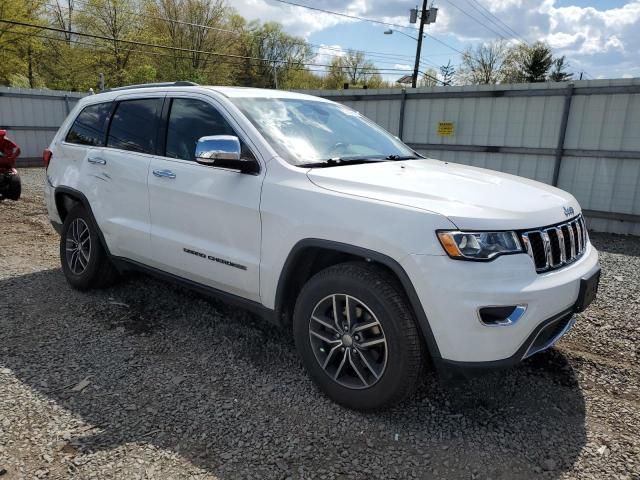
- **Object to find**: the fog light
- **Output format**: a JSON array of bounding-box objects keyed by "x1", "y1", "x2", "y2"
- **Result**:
[{"x1": 478, "y1": 305, "x2": 526, "y2": 326}]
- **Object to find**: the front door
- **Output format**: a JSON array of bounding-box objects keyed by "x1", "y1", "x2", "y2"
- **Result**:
[{"x1": 147, "y1": 95, "x2": 263, "y2": 302}]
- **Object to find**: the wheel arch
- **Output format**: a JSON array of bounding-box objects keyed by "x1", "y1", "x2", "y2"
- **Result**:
[
  {"x1": 274, "y1": 239, "x2": 442, "y2": 360},
  {"x1": 54, "y1": 186, "x2": 112, "y2": 257}
]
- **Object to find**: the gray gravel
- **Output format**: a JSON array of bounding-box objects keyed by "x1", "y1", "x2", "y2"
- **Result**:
[{"x1": 1, "y1": 168, "x2": 639, "y2": 480}]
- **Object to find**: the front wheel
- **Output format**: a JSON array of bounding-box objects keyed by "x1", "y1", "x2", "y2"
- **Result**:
[{"x1": 293, "y1": 262, "x2": 424, "y2": 410}]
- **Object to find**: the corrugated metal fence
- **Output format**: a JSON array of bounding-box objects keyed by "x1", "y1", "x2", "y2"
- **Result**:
[
  {"x1": 0, "y1": 86, "x2": 85, "y2": 165},
  {"x1": 1, "y1": 82, "x2": 639, "y2": 234},
  {"x1": 303, "y1": 79, "x2": 640, "y2": 235}
]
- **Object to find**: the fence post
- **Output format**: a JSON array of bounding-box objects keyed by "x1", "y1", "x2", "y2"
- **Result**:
[
  {"x1": 63, "y1": 94, "x2": 70, "y2": 115},
  {"x1": 398, "y1": 88, "x2": 407, "y2": 140},
  {"x1": 552, "y1": 83, "x2": 574, "y2": 186}
]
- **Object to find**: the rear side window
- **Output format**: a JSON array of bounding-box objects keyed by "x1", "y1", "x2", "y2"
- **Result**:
[
  {"x1": 165, "y1": 98, "x2": 235, "y2": 161},
  {"x1": 107, "y1": 98, "x2": 161, "y2": 154},
  {"x1": 65, "y1": 102, "x2": 111, "y2": 146}
]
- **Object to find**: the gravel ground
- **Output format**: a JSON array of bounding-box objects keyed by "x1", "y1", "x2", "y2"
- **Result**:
[{"x1": 1, "y1": 168, "x2": 639, "y2": 480}]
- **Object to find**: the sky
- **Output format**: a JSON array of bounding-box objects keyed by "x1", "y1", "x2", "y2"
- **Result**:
[{"x1": 229, "y1": 0, "x2": 640, "y2": 82}]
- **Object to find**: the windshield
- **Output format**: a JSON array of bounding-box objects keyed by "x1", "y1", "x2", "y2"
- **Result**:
[{"x1": 229, "y1": 97, "x2": 416, "y2": 166}]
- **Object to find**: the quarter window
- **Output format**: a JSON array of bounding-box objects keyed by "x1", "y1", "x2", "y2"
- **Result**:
[
  {"x1": 65, "y1": 102, "x2": 111, "y2": 146},
  {"x1": 107, "y1": 98, "x2": 161, "y2": 154},
  {"x1": 165, "y1": 98, "x2": 236, "y2": 161}
]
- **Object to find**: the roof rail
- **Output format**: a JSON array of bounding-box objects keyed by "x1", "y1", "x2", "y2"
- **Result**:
[{"x1": 105, "y1": 81, "x2": 199, "y2": 92}]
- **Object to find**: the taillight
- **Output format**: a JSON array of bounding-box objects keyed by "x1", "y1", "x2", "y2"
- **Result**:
[{"x1": 43, "y1": 149, "x2": 52, "y2": 168}]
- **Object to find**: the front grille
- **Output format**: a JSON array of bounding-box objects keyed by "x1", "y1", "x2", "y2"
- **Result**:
[{"x1": 520, "y1": 215, "x2": 588, "y2": 273}]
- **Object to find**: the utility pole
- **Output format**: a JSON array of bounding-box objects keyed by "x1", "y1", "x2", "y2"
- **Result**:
[{"x1": 411, "y1": 1, "x2": 437, "y2": 88}]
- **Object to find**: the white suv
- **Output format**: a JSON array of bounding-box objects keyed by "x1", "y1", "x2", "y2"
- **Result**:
[{"x1": 44, "y1": 82, "x2": 600, "y2": 410}]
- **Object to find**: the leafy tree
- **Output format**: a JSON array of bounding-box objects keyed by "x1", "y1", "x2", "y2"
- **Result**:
[
  {"x1": 0, "y1": 0, "x2": 46, "y2": 87},
  {"x1": 523, "y1": 42, "x2": 553, "y2": 82},
  {"x1": 503, "y1": 42, "x2": 554, "y2": 83},
  {"x1": 325, "y1": 50, "x2": 382, "y2": 89},
  {"x1": 549, "y1": 56, "x2": 573, "y2": 82},
  {"x1": 75, "y1": 0, "x2": 143, "y2": 86},
  {"x1": 236, "y1": 21, "x2": 313, "y2": 88},
  {"x1": 457, "y1": 41, "x2": 507, "y2": 85},
  {"x1": 419, "y1": 68, "x2": 439, "y2": 87}
]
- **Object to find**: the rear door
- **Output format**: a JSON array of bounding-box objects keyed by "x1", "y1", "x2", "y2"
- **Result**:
[
  {"x1": 147, "y1": 93, "x2": 263, "y2": 302},
  {"x1": 89, "y1": 94, "x2": 163, "y2": 263}
]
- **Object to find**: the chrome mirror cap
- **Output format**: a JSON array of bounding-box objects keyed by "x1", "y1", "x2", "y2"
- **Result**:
[{"x1": 195, "y1": 135, "x2": 241, "y2": 164}]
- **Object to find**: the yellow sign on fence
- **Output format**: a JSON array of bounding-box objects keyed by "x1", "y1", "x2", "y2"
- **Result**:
[{"x1": 437, "y1": 121, "x2": 455, "y2": 136}]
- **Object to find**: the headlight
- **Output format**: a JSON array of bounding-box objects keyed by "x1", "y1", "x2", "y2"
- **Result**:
[{"x1": 437, "y1": 230, "x2": 522, "y2": 260}]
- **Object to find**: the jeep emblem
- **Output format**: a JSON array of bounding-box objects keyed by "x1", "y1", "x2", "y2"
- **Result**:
[{"x1": 563, "y1": 206, "x2": 575, "y2": 217}]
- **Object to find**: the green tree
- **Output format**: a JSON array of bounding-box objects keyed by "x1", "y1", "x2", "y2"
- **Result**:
[
  {"x1": 549, "y1": 56, "x2": 573, "y2": 82},
  {"x1": 523, "y1": 42, "x2": 553, "y2": 82},
  {"x1": 324, "y1": 50, "x2": 382, "y2": 89},
  {"x1": 503, "y1": 42, "x2": 554, "y2": 83},
  {"x1": 236, "y1": 21, "x2": 312, "y2": 88},
  {"x1": 440, "y1": 60, "x2": 455, "y2": 86},
  {"x1": 0, "y1": 0, "x2": 46, "y2": 87},
  {"x1": 75, "y1": 0, "x2": 143, "y2": 87}
]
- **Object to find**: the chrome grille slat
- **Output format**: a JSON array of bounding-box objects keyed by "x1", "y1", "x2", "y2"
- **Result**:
[
  {"x1": 520, "y1": 214, "x2": 587, "y2": 273},
  {"x1": 575, "y1": 220, "x2": 583, "y2": 252},
  {"x1": 540, "y1": 231, "x2": 552, "y2": 270},
  {"x1": 556, "y1": 227, "x2": 566, "y2": 264},
  {"x1": 567, "y1": 224, "x2": 576, "y2": 259}
]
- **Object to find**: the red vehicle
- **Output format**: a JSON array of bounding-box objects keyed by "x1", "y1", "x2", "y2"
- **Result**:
[{"x1": 0, "y1": 129, "x2": 21, "y2": 201}]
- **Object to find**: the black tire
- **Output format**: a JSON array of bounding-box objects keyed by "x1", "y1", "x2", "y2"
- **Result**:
[
  {"x1": 60, "y1": 205, "x2": 119, "y2": 290},
  {"x1": 6, "y1": 174, "x2": 21, "y2": 201},
  {"x1": 293, "y1": 262, "x2": 424, "y2": 410}
]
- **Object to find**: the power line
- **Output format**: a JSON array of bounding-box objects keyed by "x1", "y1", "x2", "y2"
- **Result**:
[
  {"x1": 40, "y1": 1, "x2": 455, "y2": 74},
  {"x1": 438, "y1": 0, "x2": 511, "y2": 41},
  {"x1": 268, "y1": 0, "x2": 468, "y2": 56},
  {"x1": 0, "y1": 20, "x2": 432, "y2": 79},
  {"x1": 43, "y1": 0, "x2": 423, "y2": 65},
  {"x1": 466, "y1": 0, "x2": 524, "y2": 41}
]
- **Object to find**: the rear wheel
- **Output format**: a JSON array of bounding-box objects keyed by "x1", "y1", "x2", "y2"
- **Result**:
[
  {"x1": 60, "y1": 205, "x2": 119, "y2": 290},
  {"x1": 293, "y1": 262, "x2": 424, "y2": 410},
  {"x1": 7, "y1": 173, "x2": 21, "y2": 200}
]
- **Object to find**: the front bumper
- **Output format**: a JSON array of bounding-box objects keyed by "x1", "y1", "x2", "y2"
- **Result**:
[{"x1": 401, "y1": 242, "x2": 599, "y2": 364}]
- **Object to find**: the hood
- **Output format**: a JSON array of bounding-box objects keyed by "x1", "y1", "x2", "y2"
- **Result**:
[{"x1": 306, "y1": 159, "x2": 580, "y2": 231}]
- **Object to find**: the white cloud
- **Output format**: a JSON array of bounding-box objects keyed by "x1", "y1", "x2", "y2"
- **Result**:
[
  {"x1": 313, "y1": 44, "x2": 346, "y2": 68},
  {"x1": 393, "y1": 63, "x2": 412, "y2": 71},
  {"x1": 230, "y1": 0, "x2": 640, "y2": 78}
]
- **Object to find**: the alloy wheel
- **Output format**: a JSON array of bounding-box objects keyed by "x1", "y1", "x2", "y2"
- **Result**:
[
  {"x1": 309, "y1": 294, "x2": 388, "y2": 389},
  {"x1": 65, "y1": 218, "x2": 91, "y2": 275}
]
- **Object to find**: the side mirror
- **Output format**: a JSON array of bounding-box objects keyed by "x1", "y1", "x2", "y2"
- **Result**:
[{"x1": 195, "y1": 135, "x2": 258, "y2": 174}]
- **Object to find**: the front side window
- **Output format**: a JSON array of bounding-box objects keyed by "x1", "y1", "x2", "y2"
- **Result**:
[
  {"x1": 229, "y1": 97, "x2": 415, "y2": 166},
  {"x1": 65, "y1": 102, "x2": 112, "y2": 146},
  {"x1": 107, "y1": 98, "x2": 161, "y2": 154},
  {"x1": 165, "y1": 98, "x2": 235, "y2": 161}
]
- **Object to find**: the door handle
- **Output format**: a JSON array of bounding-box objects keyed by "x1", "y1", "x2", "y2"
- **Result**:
[
  {"x1": 153, "y1": 169, "x2": 176, "y2": 179},
  {"x1": 87, "y1": 157, "x2": 106, "y2": 165}
]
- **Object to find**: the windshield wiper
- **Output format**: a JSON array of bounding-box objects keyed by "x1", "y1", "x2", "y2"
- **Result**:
[
  {"x1": 385, "y1": 154, "x2": 421, "y2": 160},
  {"x1": 298, "y1": 157, "x2": 388, "y2": 168}
]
